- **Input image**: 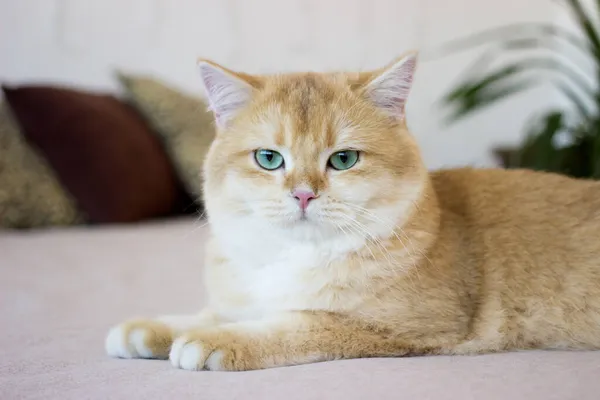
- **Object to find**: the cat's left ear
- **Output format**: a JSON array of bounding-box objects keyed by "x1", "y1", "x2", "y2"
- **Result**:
[
  {"x1": 362, "y1": 52, "x2": 418, "y2": 120},
  {"x1": 197, "y1": 59, "x2": 258, "y2": 129}
]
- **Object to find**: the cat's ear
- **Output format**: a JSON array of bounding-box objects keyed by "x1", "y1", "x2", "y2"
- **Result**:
[
  {"x1": 197, "y1": 59, "x2": 256, "y2": 128},
  {"x1": 362, "y1": 52, "x2": 418, "y2": 120}
]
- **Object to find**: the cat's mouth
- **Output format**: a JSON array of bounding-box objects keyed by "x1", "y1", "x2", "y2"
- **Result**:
[
  {"x1": 291, "y1": 209, "x2": 314, "y2": 224},
  {"x1": 276, "y1": 204, "x2": 321, "y2": 227}
]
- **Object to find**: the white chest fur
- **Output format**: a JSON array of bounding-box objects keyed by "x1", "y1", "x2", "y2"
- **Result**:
[{"x1": 207, "y1": 217, "x2": 369, "y2": 322}]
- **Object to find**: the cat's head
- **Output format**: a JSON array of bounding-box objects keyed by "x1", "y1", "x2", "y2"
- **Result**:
[{"x1": 200, "y1": 53, "x2": 427, "y2": 243}]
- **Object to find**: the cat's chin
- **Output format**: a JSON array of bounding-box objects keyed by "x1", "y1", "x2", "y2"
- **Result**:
[
  {"x1": 280, "y1": 216, "x2": 347, "y2": 239},
  {"x1": 276, "y1": 215, "x2": 320, "y2": 229}
]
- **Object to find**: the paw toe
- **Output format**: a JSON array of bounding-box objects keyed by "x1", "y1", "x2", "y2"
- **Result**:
[
  {"x1": 168, "y1": 336, "x2": 186, "y2": 367},
  {"x1": 205, "y1": 350, "x2": 225, "y2": 371},
  {"x1": 170, "y1": 337, "x2": 207, "y2": 371},
  {"x1": 105, "y1": 320, "x2": 173, "y2": 360},
  {"x1": 180, "y1": 343, "x2": 206, "y2": 371},
  {"x1": 130, "y1": 328, "x2": 154, "y2": 358},
  {"x1": 105, "y1": 325, "x2": 133, "y2": 358}
]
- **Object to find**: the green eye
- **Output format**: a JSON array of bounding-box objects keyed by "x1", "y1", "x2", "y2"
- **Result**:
[
  {"x1": 329, "y1": 150, "x2": 359, "y2": 170},
  {"x1": 255, "y1": 149, "x2": 284, "y2": 170}
]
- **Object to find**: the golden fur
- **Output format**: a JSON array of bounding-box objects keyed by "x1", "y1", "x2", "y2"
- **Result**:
[{"x1": 105, "y1": 52, "x2": 600, "y2": 371}]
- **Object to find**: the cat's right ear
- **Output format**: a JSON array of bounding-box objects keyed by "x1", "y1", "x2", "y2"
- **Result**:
[{"x1": 197, "y1": 60, "x2": 256, "y2": 129}]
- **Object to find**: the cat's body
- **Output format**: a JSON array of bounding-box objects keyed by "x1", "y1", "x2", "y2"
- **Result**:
[{"x1": 106, "y1": 53, "x2": 600, "y2": 371}]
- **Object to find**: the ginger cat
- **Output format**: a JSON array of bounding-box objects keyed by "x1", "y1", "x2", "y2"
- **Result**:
[{"x1": 105, "y1": 52, "x2": 600, "y2": 371}]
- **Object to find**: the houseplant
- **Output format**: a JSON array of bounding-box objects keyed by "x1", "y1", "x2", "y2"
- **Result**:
[{"x1": 442, "y1": 0, "x2": 600, "y2": 178}]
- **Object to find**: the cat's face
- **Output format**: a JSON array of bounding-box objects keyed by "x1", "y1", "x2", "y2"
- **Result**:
[{"x1": 201, "y1": 54, "x2": 427, "y2": 242}]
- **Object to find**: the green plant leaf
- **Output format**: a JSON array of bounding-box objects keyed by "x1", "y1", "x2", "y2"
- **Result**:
[
  {"x1": 437, "y1": 0, "x2": 600, "y2": 181},
  {"x1": 429, "y1": 22, "x2": 591, "y2": 59},
  {"x1": 444, "y1": 56, "x2": 595, "y2": 123},
  {"x1": 552, "y1": 82, "x2": 593, "y2": 120},
  {"x1": 444, "y1": 64, "x2": 525, "y2": 102},
  {"x1": 565, "y1": 0, "x2": 600, "y2": 57},
  {"x1": 555, "y1": 140, "x2": 591, "y2": 177},
  {"x1": 589, "y1": 119, "x2": 600, "y2": 177},
  {"x1": 518, "y1": 111, "x2": 565, "y2": 171},
  {"x1": 456, "y1": 35, "x2": 593, "y2": 85},
  {"x1": 444, "y1": 79, "x2": 540, "y2": 122}
]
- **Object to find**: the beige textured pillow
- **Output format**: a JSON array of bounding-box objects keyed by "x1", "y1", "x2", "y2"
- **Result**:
[
  {"x1": 117, "y1": 73, "x2": 215, "y2": 203},
  {"x1": 0, "y1": 104, "x2": 84, "y2": 228}
]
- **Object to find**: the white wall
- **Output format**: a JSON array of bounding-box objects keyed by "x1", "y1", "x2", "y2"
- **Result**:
[{"x1": 0, "y1": 0, "x2": 565, "y2": 169}]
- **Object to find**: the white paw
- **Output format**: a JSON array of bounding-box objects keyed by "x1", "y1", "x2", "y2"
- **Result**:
[
  {"x1": 168, "y1": 329, "x2": 261, "y2": 371},
  {"x1": 205, "y1": 350, "x2": 225, "y2": 371},
  {"x1": 169, "y1": 336, "x2": 207, "y2": 370},
  {"x1": 105, "y1": 324, "x2": 153, "y2": 359}
]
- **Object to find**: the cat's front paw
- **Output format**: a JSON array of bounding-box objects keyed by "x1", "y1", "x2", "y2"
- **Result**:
[
  {"x1": 169, "y1": 329, "x2": 261, "y2": 371},
  {"x1": 105, "y1": 319, "x2": 174, "y2": 360}
]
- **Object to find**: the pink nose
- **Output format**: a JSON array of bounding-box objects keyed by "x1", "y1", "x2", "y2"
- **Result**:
[{"x1": 292, "y1": 189, "x2": 317, "y2": 211}]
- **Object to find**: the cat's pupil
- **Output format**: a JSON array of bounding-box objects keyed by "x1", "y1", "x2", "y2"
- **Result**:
[
  {"x1": 265, "y1": 152, "x2": 273, "y2": 162},
  {"x1": 339, "y1": 152, "x2": 348, "y2": 164}
]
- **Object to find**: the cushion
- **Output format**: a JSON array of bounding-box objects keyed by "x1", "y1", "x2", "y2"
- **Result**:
[
  {"x1": 3, "y1": 85, "x2": 188, "y2": 224},
  {"x1": 0, "y1": 103, "x2": 84, "y2": 228},
  {"x1": 117, "y1": 73, "x2": 215, "y2": 205}
]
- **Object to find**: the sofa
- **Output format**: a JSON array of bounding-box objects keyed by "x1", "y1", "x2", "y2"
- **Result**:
[{"x1": 2, "y1": 218, "x2": 600, "y2": 399}]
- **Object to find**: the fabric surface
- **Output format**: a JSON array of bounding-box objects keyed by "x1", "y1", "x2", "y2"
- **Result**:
[
  {"x1": 117, "y1": 73, "x2": 215, "y2": 204},
  {"x1": 3, "y1": 85, "x2": 189, "y2": 224},
  {"x1": 1, "y1": 219, "x2": 599, "y2": 400},
  {"x1": 0, "y1": 102, "x2": 83, "y2": 228}
]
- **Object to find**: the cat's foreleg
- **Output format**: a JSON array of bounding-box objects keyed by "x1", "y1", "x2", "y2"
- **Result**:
[
  {"x1": 168, "y1": 311, "x2": 441, "y2": 371},
  {"x1": 105, "y1": 309, "x2": 220, "y2": 360}
]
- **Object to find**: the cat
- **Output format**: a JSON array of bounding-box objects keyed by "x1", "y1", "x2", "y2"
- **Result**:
[{"x1": 105, "y1": 51, "x2": 600, "y2": 371}]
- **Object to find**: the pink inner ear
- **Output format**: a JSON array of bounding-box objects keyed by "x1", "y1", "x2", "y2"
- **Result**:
[
  {"x1": 367, "y1": 56, "x2": 416, "y2": 118},
  {"x1": 199, "y1": 63, "x2": 253, "y2": 128}
]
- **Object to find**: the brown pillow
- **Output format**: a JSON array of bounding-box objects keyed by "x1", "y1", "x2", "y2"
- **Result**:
[
  {"x1": 117, "y1": 73, "x2": 215, "y2": 206},
  {"x1": 2, "y1": 85, "x2": 188, "y2": 224}
]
